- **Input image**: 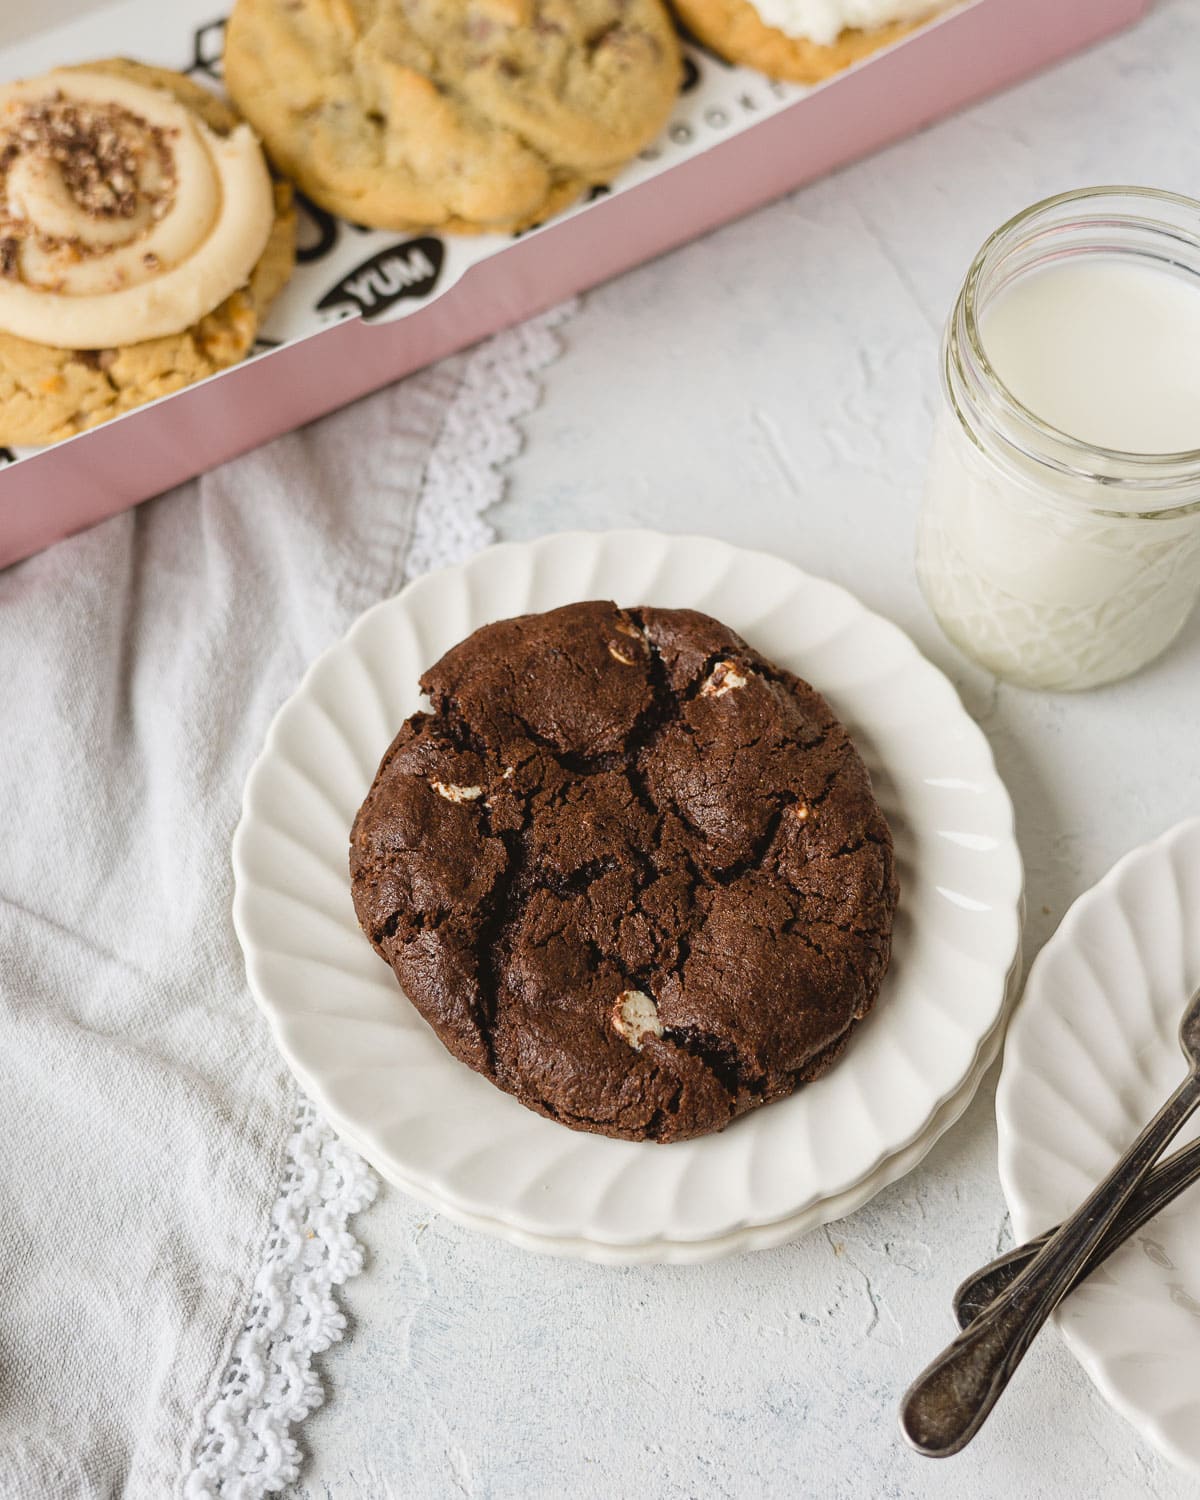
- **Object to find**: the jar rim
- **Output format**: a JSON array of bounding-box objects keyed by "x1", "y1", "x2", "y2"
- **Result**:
[{"x1": 958, "y1": 185, "x2": 1200, "y2": 482}]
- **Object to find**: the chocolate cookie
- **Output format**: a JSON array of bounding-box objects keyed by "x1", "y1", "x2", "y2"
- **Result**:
[
  {"x1": 350, "y1": 602, "x2": 897, "y2": 1142},
  {"x1": 224, "y1": 0, "x2": 682, "y2": 235}
]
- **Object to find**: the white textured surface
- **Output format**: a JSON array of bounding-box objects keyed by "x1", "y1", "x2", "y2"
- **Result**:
[{"x1": 293, "y1": 0, "x2": 1200, "y2": 1494}]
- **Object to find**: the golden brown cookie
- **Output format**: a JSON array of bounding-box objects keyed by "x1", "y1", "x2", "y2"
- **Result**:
[
  {"x1": 0, "y1": 59, "x2": 296, "y2": 447},
  {"x1": 671, "y1": 0, "x2": 927, "y2": 83},
  {"x1": 223, "y1": 0, "x2": 683, "y2": 235}
]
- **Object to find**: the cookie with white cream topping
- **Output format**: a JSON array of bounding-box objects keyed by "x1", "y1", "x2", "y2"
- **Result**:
[{"x1": 671, "y1": 0, "x2": 952, "y2": 83}]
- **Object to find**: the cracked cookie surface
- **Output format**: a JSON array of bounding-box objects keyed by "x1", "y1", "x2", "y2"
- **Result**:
[
  {"x1": 350, "y1": 601, "x2": 897, "y2": 1142},
  {"x1": 223, "y1": 0, "x2": 682, "y2": 234},
  {"x1": 0, "y1": 59, "x2": 296, "y2": 447}
]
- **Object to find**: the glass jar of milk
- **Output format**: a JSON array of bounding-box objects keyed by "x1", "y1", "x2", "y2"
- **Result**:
[{"x1": 917, "y1": 187, "x2": 1200, "y2": 691}]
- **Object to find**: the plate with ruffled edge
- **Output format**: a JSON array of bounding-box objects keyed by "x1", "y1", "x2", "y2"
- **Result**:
[
  {"x1": 998, "y1": 818, "x2": 1200, "y2": 1475},
  {"x1": 233, "y1": 531, "x2": 1022, "y2": 1259},
  {"x1": 307, "y1": 977, "x2": 1019, "y2": 1264}
]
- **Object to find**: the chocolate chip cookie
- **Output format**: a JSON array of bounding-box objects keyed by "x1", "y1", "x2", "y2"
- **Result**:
[
  {"x1": 223, "y1": 0, "x2": 682, "y2": 235},
  {"x1": 350, "y1": 602, "x2": 897, "y2": 1143}
]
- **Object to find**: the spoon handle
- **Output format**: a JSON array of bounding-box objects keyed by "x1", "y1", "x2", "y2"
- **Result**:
[
  {"x1": 901, "y1": 1071, "x2": 1200, "y2": 1457},
  {"x1": 953, "y1": 1137, "x2": 1200, "y2": 1328}
]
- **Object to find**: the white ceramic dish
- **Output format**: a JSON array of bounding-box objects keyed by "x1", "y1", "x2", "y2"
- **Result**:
[
  {"x1": 233, "y1": 531, "x2": 1023, "y2": 1260},
  {"x1": 997, "y1": 818, "x2": 1200, "y2": 1477},
  {"x1": 326, "y1": 986, "x2": 1018, "y2": 1263}
]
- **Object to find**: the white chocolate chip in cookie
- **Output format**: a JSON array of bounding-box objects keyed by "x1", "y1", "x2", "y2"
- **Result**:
[
  {"x1": 611, "y1": 990, "x2": 663, "y2": 1050},
  {"x1": 607, "y1": 619, "x2": 649, "y2": 666},
  {"x1": 700, "y1": 661, "x2": 749, "y2": 698},
  {"x1": 431, "y1": 780, "x2": 483, "y2": 803}
]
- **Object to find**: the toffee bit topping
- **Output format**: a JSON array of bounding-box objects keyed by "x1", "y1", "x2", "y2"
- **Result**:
[
  {"x1": 0, "y1": 236, "x2": 17, "y2": 278},
  {"x1": 4, "y1": 97, "x2": 174, "y2": 221}
]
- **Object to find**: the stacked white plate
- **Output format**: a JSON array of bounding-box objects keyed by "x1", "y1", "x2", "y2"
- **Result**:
[
  {"x1": 998, "y1": 817, "x2": 1200, "y2": 1475},
  {"x1": 233, "y1": 531, "x2": 1023, "y2": 1262}
]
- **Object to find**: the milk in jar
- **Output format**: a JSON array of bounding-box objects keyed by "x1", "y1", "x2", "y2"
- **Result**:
[{"x1": 917, "y1": 188, "x2": 1200, "y2": 691}]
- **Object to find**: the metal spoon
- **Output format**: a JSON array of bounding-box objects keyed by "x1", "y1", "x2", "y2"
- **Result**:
[
  {"x1": 954, "y1": 1136, "x2": 1200, "y2": 1328},
  {"x1": 900, "y1": 984, "x2": 1200, "y2": 1458}
]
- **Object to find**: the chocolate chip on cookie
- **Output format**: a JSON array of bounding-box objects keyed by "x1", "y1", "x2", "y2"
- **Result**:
[{"x1": 350, "y1": 602, "x2": 898, "y2": 1143}]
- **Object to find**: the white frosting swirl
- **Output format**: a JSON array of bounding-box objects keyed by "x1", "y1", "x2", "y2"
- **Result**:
[
  {"x1": 0, "y1": 69, "x2": 274, "y2": 349},
  {"x1": 747, "y1": 0, "x2": 946, "y2": 46}
]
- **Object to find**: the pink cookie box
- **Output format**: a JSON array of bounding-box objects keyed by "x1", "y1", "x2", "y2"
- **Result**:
[{"x1": 0, "y1": 0, "x2": 1150, "y2": 568}]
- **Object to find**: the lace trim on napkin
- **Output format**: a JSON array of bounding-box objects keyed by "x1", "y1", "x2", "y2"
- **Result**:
[
  {"x1": 182, "y1": 1096, "x2": 375, "y2": 1499},
  {"x1": 407, "y1": 299, "x2": 578, "y2": 579},
  {"x1": 184, "y1": 298, "x2": 578, "y2": 1498}
]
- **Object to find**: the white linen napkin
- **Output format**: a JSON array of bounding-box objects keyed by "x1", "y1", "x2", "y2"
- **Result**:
[{"x1": 0, "y1": 304, "x2": 573, "y2": 1500}]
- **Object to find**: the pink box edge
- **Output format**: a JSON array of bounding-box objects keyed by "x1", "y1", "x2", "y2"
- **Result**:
[{"x1": 0, "y1": 0, "x2": 1152, "y2": 569}]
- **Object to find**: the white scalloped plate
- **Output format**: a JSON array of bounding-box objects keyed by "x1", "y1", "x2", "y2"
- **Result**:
[
  {"x1": 320, "y1": 988, "x2": 1018, "y2": 1263},
  {"x1": 233, "y1": 531, "x2": 1023, "y2": 1259},
  {"x1": 998, "y1": 818, "x2": 1200, "y2": 1476}
]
